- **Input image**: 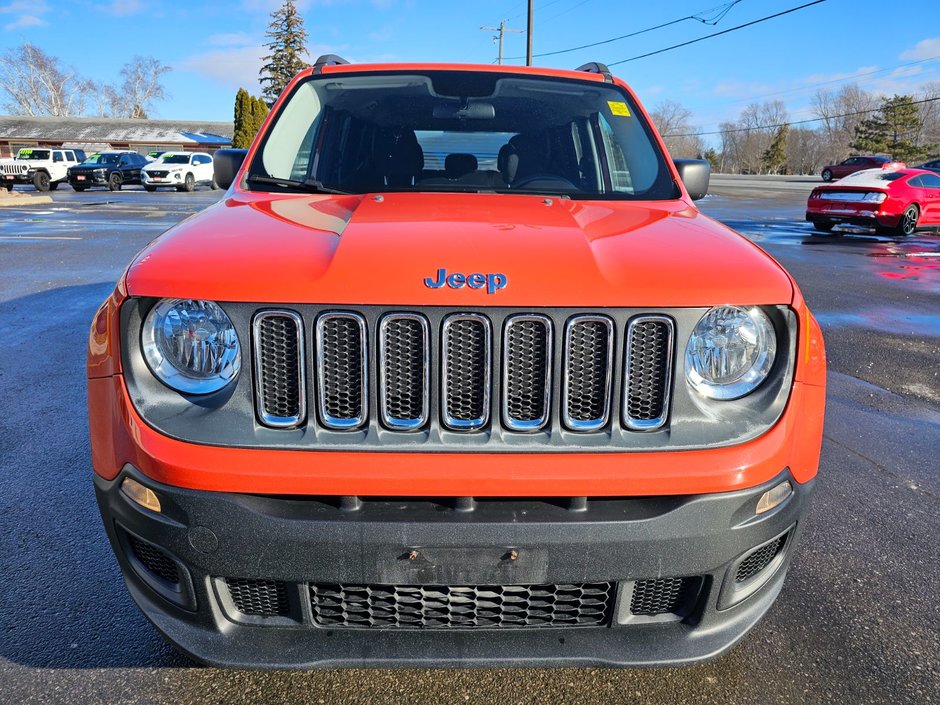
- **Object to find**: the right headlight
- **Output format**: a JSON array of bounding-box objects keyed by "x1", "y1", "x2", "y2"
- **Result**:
[
  {"x1": 141, "y1": 298, "x2": 241, "y2": 394},
  {"x1": 685, "y1": 305, "x2": 776, "y2": 400}
]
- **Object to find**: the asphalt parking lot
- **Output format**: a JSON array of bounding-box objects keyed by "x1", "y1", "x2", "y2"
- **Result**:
[{"x1": 0, "y1": 179, "x2": 938, "y2": 704}]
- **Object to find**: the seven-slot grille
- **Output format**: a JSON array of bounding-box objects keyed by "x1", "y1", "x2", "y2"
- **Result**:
[{"x1": 253, "y1": 310, "x2": 674, "y2": 434}]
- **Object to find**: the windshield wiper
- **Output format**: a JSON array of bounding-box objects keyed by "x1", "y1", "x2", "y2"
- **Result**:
[{"x1": 246, "y1": 175, "x2": 350, "y2": 195}]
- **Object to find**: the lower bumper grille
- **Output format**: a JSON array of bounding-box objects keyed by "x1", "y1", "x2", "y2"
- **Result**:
[
  {"x1": 225, "y1": 577, "x2": 291, "y2": 617},
  {"x1": 128, "y1": 535, "x2": 179, "y2": 585},
  {"x1": 629, "y1": 577, "x2": 699, "y2": 616},
  {"x1": 736, "y1": 533, "x2": 788, "y2": 583},
  {"x1": 309, "y1": 581, "x2": 614, "y2": 629}
]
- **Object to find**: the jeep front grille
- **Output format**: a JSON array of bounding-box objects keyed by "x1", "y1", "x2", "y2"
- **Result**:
[
  {"x1": 379, "y1": 313, "x2": 430, "y2": 430},
  {"x1": 253, "y1": 311, "x2": 305, "y2": 428},
  {"x1": 253, "y1": 308, "x2": 674, "y2": 437},
  {"x1": 623, "y1": 316, "x2": 674, "y2": 431},
  {"x1": 562, "y1": 316, "x2": 614, "y2": 431},
  {"x1": 316, "y1": 312, "x2": 368, "y2": 429},
  {"x1": 503, "y1": 315, "x2": 552, "y2": 430},
  {"x1": 442, "y1": 314, "x2": 491, "y2": 430}
]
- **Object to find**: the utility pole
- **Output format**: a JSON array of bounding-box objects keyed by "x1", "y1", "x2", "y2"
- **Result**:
[
  {"x1": 526, "y1": 0, "x2": 533, "y2": 66},
  {"x1": 480, "y1": 20, "x2": 523, "y2": 65}
]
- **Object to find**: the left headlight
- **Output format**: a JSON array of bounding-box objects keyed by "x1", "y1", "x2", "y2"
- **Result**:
[
  {"x1": 141, "y1": 299, "x2": 241, "y2": 394},
  {"x1": 685, "y1": 305, "x2": 776, "y2": 400}
]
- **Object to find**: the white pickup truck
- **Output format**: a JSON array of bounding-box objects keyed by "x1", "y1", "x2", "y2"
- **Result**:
[{"x1": 0, "y1": 148, "x2": 86, "y2": 191}]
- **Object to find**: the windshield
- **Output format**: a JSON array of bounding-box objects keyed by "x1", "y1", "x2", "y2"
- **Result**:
[
  {"x1": 81, "y1": 153, "x2": 120, "y2": 166},
  {"x1": 248, "y1": 71, "x2": 678, "y2": 200},
  {"x1": 161, "y1": 154, "x2": 191, "y2": 165},
  {"x1": 18, "y1": 149, "x2": 50, "y2": 161}
]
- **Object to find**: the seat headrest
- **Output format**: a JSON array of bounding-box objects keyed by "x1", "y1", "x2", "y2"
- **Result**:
[
  {"x1": 375, "y1": 129, "x2": 424, "y2": 186},
  {"x1": 444, "y1": 153, "x2": 478, "y2": 179},
  {"x1": 497, "y1": 143, "x2": 518, "y2": 184}
]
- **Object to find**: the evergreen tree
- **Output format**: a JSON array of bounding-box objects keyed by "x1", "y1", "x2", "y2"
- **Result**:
[
  {"x1": 250, "y1": 95, "x2": 270, "y2": 137},
  {"x1": 761, "y1": 124, "x2": 789, "y2": 174},
  {"x1": 701, "y1": 148, "x2": 721, "y2": 173},
  {"x1": 232, "y1": 88, "x2": 252, "y2": 149},
  {"x1": 259, "y1": 0, "x2": 309, "y2": 105},
  {"x1": 232, "y1": 89, "x2": 271, "y2": 149},
  {"x1": 852, "y1": 95, "x2": 927, "y2": 162}
]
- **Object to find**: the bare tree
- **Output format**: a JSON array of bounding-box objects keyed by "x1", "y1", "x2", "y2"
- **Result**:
[
  {"x1": 811, "y1": 83, "x2": 879, "y2": 161},
  {"x1": 0, "y1": 43, "x2": 92, "y2": 117},
  {"x1": 108, "y1": 56, "x2": 172, "y2": 119},
  {"x1": 915, "y1": 81, "x2": 940, "y2": 156},
  {"x1": 649, "y1": 100, "x2": 705, "y2": 158}
]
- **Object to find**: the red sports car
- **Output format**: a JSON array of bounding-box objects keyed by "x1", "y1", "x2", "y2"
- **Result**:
[
  {"x1": 806, "y1": 166, "x2": 940, "y2": 235},
  {"x1": 820, "y1": 155, "x2": 891, "y2": 182}
]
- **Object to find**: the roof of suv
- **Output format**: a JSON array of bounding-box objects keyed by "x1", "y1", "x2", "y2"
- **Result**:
[{"x1": 304, "y1": 61, "x2": 614, "y2": 84}]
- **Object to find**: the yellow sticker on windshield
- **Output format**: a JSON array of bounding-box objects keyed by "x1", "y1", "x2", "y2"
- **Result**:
[{"x1": 607, "y1": 101, "x2": 631, "y2": 117}]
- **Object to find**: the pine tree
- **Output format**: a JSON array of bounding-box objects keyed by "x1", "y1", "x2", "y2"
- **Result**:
[
  {"x1": 250, "y1": 96, "x2": 270, "y2": 137},
  {"x1": 232, "y1": 88, "x2": 252, "y2": 149},
  {"x1": 259, "y1": 0, "x2": 309, "y2": 105},
  {"x1": 852, "y1": 95, "x2": 927, "y2": 163},
  {"x1": 761, "y1": 125, "x2": 789, "y2": 174}
]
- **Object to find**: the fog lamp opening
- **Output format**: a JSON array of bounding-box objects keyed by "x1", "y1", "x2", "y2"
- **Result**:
[
  {"x1": 121, "y1": 477, "x2": 162, "y2": 513},
  {"x1": 756, "y1": 480, "x2": 792, "y2": 514}
]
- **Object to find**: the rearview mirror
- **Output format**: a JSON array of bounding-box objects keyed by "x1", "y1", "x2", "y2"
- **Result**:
[
  {"x1": 213, "y1": 149, "x2": 248, "y2": 190},
  {"x1": 432, "y1": 102, "x2": 496, "y2": 120},
  {"x1": 673, "y1": 159, "x2": 710, "y2": 201}
]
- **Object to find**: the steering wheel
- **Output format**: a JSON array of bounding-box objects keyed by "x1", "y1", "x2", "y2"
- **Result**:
[{"x1": 511, "y1": 173, "x2": 579, "y2": 190}]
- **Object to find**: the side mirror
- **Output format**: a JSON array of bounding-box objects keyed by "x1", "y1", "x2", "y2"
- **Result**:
[
  {"x1": 213, "y1": 149, "x2": 248, "y2": 190},
  {"x1": 673, "y1": 159, "x2": 710, "y2": 201}
]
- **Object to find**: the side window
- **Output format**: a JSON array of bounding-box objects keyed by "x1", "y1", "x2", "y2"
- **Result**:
[
  {"x1": 65, "y1": 151, "x2": 75, "y2": 161},
  {"x1": 908, "y1": 176, "x2": 923, "y2": 188},
  {"x1": 844, "y1": 158, "x2": 858, "y2": 165},
  {"x1": 53, "y1": 151, "x2": 64, "y2": 162},
  {"x1": 921, "y1": 174, "x2": 940, "y2": 189},
  {"x1": 597, "y1": 113, "x2": 633, "y2": 193}
]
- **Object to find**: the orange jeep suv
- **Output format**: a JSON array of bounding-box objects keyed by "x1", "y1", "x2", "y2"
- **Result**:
[{"x1": 88, "y1": 57, "x2": 826, "y2": 668}]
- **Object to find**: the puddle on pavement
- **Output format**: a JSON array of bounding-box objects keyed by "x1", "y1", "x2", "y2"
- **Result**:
[{"x1": 815, "y1": 309, "x2": 940, "y2": 337}]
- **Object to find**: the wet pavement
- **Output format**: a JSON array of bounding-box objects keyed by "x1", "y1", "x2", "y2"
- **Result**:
[{"x1": 0, "y1": 180, "x2": 938, "y2": 704}]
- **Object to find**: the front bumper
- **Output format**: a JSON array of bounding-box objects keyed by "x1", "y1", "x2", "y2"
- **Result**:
[
  {"x1": 69, "y1": 172, "x2": 108, "y2": 187},
  {"x1": 95, "y1": 465, "x2": 813, "y2": 668}
]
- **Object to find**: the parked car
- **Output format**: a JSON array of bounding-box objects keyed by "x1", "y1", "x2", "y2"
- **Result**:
[
  {"x1": 915, "y1": 158, "x2": 940, "y2": 175},
  {"x1": 67, "y1": 151, "x2": 148, "y2": 191},
  {"x1": 806, "y1": 166, "x2": 940, "y2": 235},
  {"x1": 88, "y1": 56, "x2": 826, "y2": 669},
  {"x1": 141, "y1": 152, "x2": 217, "y2": 192},
  {"x1": 0, "y1": 147, "x2": 85, "y2": 191},
  {"x1": 820, "y1": 155, "x2": 891, "y2": 182}
]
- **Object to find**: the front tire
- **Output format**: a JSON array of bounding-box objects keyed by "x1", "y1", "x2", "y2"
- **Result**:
[
  {"x1": 108, "y1": 173, "x2": 123, "y2": 191},
  {"x1": 183, "y1": 173, "x2": 195, "y2": 192},
  {"x1": 72, "y1": 185, "x2": 86, "y2": 192},
  {"x1": 3, "y1": 183, "x2": 13, "y2": 192},
  {"x1": 821, "y1": 169, "x2": 832, "y2": 182},
  {"x1": 895, "y1": 205, "x2": 919, "y2": 236},
  {"x1": 33, "y1": 171, "x2": 51, "y2": 191},
  {"x1": 48, "y1": 181, "x2": 59, "y2": 191},
  {"x1": 210, "y1": 179, "x2": 219, "y2": 190}
]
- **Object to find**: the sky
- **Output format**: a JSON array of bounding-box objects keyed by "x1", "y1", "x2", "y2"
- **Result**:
[{"x1": 1, "y1": 0, "x2": 938, "y2": 138}]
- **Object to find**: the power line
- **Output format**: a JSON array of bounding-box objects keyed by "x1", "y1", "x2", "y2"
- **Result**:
[
  {"x1": 609, "y1": 0, "x2": 827, "y2": 66},
  {"x1": 504, "y1": 0, "x2": 743, "y2": 61},
  {"x1": 662, "y1": 95, "x2": 940, "y2": 137},
  {"x1": 480, "y1": 20, "x2": 525, "y2": 64}
]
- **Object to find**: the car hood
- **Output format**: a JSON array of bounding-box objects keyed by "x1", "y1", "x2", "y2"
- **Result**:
[
  {"x1": 144, "y1": 163, "x2": 186, "y2": 171},
  {"x1": 126, "y1": 192, "x2": 793, "y2": 306},
  {"x1": 71, "y1": 164, "x2": 111, "y2": 171}
]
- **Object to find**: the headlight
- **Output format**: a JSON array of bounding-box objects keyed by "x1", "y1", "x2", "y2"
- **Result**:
[
  {"x1": 141, "y1": 299, "x2": 241, "y2": 394},
  {"x1": 685, "y1": 306, "x2": 776, "y2": 400}
]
